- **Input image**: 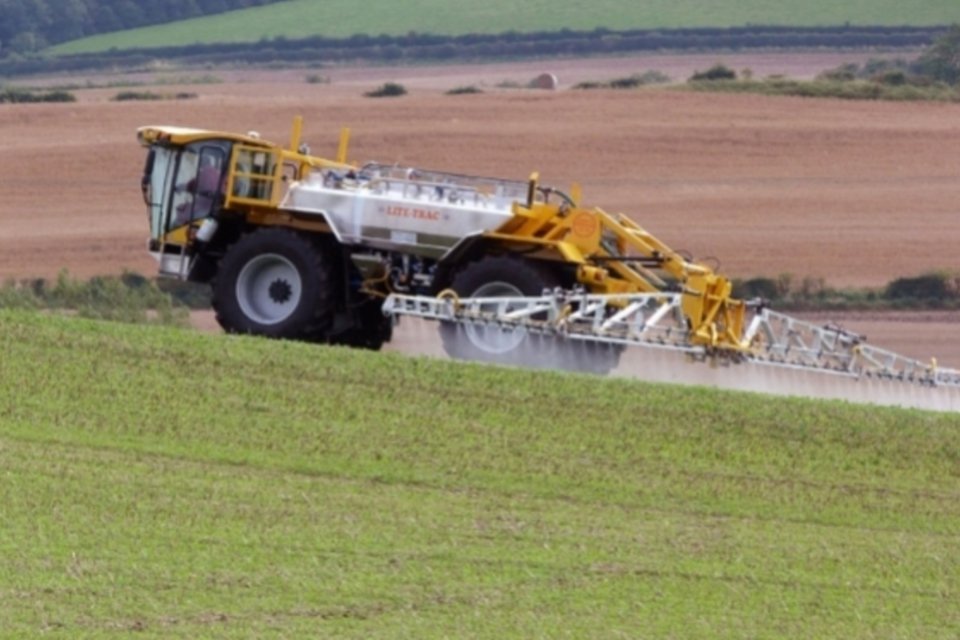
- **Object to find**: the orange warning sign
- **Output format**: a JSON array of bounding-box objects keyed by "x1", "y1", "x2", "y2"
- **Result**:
[{"x1": 571, "y1": 212, "x2": 597, "y2": 238}]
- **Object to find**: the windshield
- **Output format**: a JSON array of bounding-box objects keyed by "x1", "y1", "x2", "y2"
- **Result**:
[{"x1": 143, "y1": 147, "x2": 175, "y2": 239}]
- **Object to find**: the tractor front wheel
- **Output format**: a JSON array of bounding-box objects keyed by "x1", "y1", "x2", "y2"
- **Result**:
[{"x1": 213, "y1": 228, "x2": 335, "y2": 340}]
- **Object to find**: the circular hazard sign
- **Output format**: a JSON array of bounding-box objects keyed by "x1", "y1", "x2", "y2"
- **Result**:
[{"x1": 571, "y1": 212, "x2": 597, "y2": 238}]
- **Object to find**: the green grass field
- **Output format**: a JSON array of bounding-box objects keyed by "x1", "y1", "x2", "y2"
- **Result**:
[
  {"x1": 51, "y1": 0, "x2": 960, "y2": 54},
  {"x1": 1, "y1": 309, "x2": 959, "y2": 637}
]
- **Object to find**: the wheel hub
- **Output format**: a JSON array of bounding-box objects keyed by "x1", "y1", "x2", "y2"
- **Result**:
[
  {"x1": 463, "y1": 281, "x2": 527, "y2": 354},
  {"x1": 268, "y1": 279, "x2": 293, "y2": 304},
  {"x1": 235, "y1": 253, "x2": 303, "y2": 326}
]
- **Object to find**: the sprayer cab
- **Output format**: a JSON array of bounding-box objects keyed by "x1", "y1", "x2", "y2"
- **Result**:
[{"x1": 137, "y1": 118, "x2": 353, "y2": 275}]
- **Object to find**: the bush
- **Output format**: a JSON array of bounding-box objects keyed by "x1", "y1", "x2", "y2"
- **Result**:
[
  {"x1": 817, "y1": 63, "x2": 858, "y2": 82},
  {"x1": 873, "y1": 70, "x2": 908, "y2": 86},
  {"x1": 113, "y1": 90, "x2": 164, "y2": 101},
  {"x1": 689, "y1": 64, "x2": 737, "y2": 82},
  {"x1": 364, "y1": 82, "x2": 407, "y2": 97},
  {"x1": 820, "y1": 58, "x2": 930, "y2": 88},
  {"x1": 685, "y1": 77, "x2": 959, "y2": 102},
  {"x1": 733, "y1": 277, "x2": 780, "y2": 301},
  {"x1": 885, "y1": 272, "x2": 955, "y2": 301},
  {"x1": 112, "y1": 90, "x2": 196, "y2": 101},
  {"x1": 862, "y1": 57, "x2": 910, "y2": 77},
  {"x1": 445, "y1": 85, "x2": 482, "y2": 95},
  {"x1": 39, "y1": 90, "x2": 75, "y2": 102},
  {"x1": 572, "y1": 81, "x2": 605, "y2": 90},
  {"x1": 610, "y1": 70, "x2": 670, "y2": 88},
  {"x1": 573, "y1": 70, "x2": 670, "y2": 90},
  {"x1": 305, "y1": 73, "x2": 329, "y2": 84},
  {"x1": 730, "y1": 270, "x2": 960, "y2": 311},
  {"x1": 0, "y1": 88, "x2": 76, "y2": 103},
  {"x1": 913, "y1": 24, "x2": 960, "y2": 85}
]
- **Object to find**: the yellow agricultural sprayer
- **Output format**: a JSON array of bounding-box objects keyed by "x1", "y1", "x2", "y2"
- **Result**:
[{"x1": 137, "y1": 118, "x2": 960, "y2": 408}]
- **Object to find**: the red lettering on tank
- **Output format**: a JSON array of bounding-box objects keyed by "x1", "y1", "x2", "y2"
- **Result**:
[{"x1": 385, "y1": 206, "x2": 440, "y2": 221}]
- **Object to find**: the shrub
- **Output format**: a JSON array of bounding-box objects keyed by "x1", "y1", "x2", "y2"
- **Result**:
[
  {"x1": 364, "y1": 82, "x2": 407, "y2": 97},
  {"x1": 734, "y1": 270, "x2": 960, "y2": 311},
  {"x1": 610, "y1": 70, "x2": 670, "y2": 88},
  {"x1": 684, "y1": 77, "x2": 959, "y2": 102},
  {"x1": 112, "y1": 90, "x2": 196, "y2": 101},
  {"x1": 573, "y1": 70, "x2": 670, "y2": 90},
  {"x1": 820, "y1": 58, "x2": 925, "y2": 87},
  {"x1": 305, "y1": 73, "x2": 329, "y2": 84},
  {"x1": 39, "y1": 90, "x2": 75, "y2": 102},
  {"x1": 113, "y1": 90, "x2": 163, "y2": 101},
  {"x1": 885, "y1": 272, "x2": 954, "y2": 301},
  {"x1": 817, "y1": 63, "x2": 858, "y2": 82},
  {"x1": 733, "y1": 277, "x2": 780, "y2": 301},
  {"x1": 572, "y1": 81, "x2": 605, "y2": 90},
  {"x1": 873, "y1": 70, "x2": 908, "y2": 86},
  {"x1": 913, "y1": 24, "x2": 960, "y2": 85},
  {"x1": 0, "y1": 88, "x2": 76, "y2": 103},
  {"x1": 862, "y1": 57, "x2": 910, "y2": 77},
  {"x1": 445, "y1": 85, "x2": 482, "y2": 95},
  {"x1": 689, "y1": 64, "x2": 737, "y2": 82}
]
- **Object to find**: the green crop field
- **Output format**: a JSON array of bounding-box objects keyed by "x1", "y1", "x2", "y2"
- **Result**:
[
  {"x1": 51, "y1": 0, "x2": 960, "y2": 55},
  {"x1": 1, "y1": 309, "x2": 959, "y2": 638}
]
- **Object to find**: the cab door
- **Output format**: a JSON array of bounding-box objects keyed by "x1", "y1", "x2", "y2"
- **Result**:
[
  {"x1": 148, "y1": 140, "x2": 229, "y2": 278},
  {"x1": 168, "y1": 143, "x2": 229, "y2": 232}
]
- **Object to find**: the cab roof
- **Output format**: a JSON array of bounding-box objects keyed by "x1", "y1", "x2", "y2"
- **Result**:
[{"x1": 137, "y1": 125, "x2": 275, "y2": 148}]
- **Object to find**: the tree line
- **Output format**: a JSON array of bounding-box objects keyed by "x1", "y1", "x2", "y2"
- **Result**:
[
  {"x1": 0, "y1": 0, "x2": 289, "y2": 56},
  {"x1": 0, "y1": 24, "x2": 947, "y2": 77}
]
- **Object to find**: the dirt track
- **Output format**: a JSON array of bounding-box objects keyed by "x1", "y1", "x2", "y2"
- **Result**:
[{"x1": 2, "y1": 52, "x2": 960, "y2": 366}]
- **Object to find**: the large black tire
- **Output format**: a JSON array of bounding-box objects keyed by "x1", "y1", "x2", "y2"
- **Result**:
[
  {"x1": 212, "y1": 228, "x2": 335, "y2": 340},
  {"x1": 440, "y1": 255, "x2": 623, "y2": 374},
  {"x1": 439, "y1": 256, "x2": 563, "y2": 368}
]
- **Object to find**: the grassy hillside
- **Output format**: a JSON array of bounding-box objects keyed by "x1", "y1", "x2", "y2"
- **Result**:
[
  {"x1": 51, "y1": 0, "x2": 960, "y2": 54},
  {"x1": 1, "y1": 309, "x2": 959, "y2": 637}
]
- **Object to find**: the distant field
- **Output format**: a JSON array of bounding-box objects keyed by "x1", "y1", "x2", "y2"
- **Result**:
[
  {"x1": 1, "y1": 309, "x2": 959, "y2": 637},
  {"x1": 51, "y1": 0, "x2": 960, "y2": 54}
]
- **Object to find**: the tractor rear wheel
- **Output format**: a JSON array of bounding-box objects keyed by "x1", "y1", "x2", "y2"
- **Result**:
[
  {"x1": 439, "y1": 255, "x2": 623, "y2": 374},
  {"x1": 213, "y1": 228, "x2": 335, "y2": 340},
  {"x1": 439, "y1": 256, "x2": 562, "y2": 368}
]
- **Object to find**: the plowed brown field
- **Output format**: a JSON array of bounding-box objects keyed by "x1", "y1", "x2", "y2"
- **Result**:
[{"x1": 3, "y1": 53, "x2": 959, "y2": 366}]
